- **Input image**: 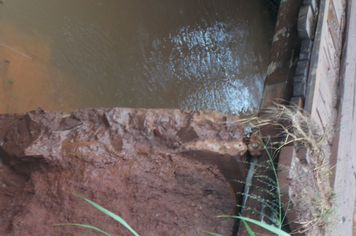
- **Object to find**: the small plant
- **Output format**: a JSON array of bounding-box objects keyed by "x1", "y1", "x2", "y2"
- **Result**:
[
  {"x1": 205, "y1": 214, "x2": 291, "y2": 236},
  {"x1": 51, "y1": 193, "x2": 140, "y2": 236},
  {"x1": 209, "y1": 133, "x2": 291, "y2": 235},
  {"x1": 207, "y1": 104, "x2": 337, "y2": 235},
  {"x1": 236, "y1": 104, "x2": 337, "y2": 234}
]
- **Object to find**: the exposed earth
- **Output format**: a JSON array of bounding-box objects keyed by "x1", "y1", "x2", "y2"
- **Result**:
[{"x1": 0, "y1": 108, "x2": 248, "y2": 236}]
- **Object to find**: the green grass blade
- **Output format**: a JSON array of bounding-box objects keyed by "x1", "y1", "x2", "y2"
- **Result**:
[
  {"x1": 219, "y1": 215, "x2": 291, "y2": 236},
  {"x1": 203, "y1": 231, "x2": 225, "y2": 236},
  {"x1": 51, "y1": 223, "x2": 111, "y2": 236},
  {"x1": 240, "y1": 218, "x2": 256, "y2": 236},
  {"x1": 73, "y1": 194, "x2": 139, "y2": 236}
]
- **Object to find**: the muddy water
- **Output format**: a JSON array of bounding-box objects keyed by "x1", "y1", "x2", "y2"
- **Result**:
[{"x1": 0, "y1": 0, "x2": 273, "y2": 116}]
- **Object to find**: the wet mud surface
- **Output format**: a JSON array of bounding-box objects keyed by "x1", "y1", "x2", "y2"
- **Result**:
[{"x1": 0, "y1": 108, "x2": 248, "y2": 235}]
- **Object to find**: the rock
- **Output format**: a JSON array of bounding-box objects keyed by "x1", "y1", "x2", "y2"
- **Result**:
[
  {"x1": 298, "y1": 5, "x2": 315, "y2": 39},
  {"x1": 295, "y1": 60, "x2": 309, "y2": 77},
  {"x1": 293, "y1": 81, "x2": 308, "y2": 98},
  {"x1": 299, "y1": 39, "x2": 313, "y2": 60},
  {"x1": 0, "y1": 108, "x2": 248, "y2": 236},
  {"x1": 303, "y1": 0, "x2": 317, "y2": 14},
  {"x1": 247, "y1": 129, "x2": 264, "y2": 157}
]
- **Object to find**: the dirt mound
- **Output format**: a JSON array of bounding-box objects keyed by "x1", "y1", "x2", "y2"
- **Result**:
[{"x1": 0, "y1": 108, "x2": 247, "y2": 236}]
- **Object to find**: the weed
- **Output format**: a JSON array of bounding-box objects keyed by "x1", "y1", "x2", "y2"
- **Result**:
[
  {"x1": 51, "y1": 193, "x2": 139, "y2": 236},
  {"x1": 205, "y1": 214, "x2": 291, "y2": 236},
  {"x1": 236, "y1": 104, "x2": 337, "y2": 234}
]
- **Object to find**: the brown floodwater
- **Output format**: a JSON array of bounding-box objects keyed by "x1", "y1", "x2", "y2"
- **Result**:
[{"x1": 0, "y1": 0, "x2": 274, "y2": 116}]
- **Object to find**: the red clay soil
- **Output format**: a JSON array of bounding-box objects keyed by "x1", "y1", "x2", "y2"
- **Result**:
[{"x1": 0, "y1": 108, "x2": 248, "y2": 236}]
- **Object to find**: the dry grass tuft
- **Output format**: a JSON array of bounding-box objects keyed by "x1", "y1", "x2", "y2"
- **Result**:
[{"x1": 238, "y1": 103, "x2": 337, "y2": 234}]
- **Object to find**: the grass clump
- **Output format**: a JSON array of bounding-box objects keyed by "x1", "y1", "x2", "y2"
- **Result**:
[{"x1": 237, "y1": 103, "x2": 337, "y2": 234}]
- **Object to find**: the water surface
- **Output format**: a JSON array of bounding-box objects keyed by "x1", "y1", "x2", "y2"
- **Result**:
[{"x1": 0, "y1": 0, "x2": 274, "y2": 116}]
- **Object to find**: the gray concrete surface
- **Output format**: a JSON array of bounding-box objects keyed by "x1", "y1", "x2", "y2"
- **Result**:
[{"x1": 330, "y1": 0, "x2": 356, "y2": 235}]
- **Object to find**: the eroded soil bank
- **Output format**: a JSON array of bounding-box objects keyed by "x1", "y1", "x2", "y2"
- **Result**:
[{"x1": 0, "y1": 108, "x2": 248, "y2": 236}]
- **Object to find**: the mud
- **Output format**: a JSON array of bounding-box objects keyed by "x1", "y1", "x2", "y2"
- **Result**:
[{"x1": 0, "y1": 108, "x2": 248, "y2": 235}]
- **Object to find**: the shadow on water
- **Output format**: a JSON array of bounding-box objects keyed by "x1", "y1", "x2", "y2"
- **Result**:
[{"x1": 0, "y1": 0, "x2": 274, "y2": 116}]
